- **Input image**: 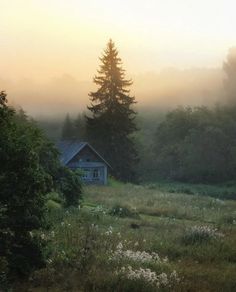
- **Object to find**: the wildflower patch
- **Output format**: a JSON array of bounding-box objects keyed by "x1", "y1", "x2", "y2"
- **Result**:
[
  {"x1": 118, "y1": 266, "x2": 180, "y2": 289},
  {"x1": 111, "y1": 242, "x2": 168, "y2": 264},
  {"x1": 182, "y1": 225, "x2": 224, "y2": 245}
]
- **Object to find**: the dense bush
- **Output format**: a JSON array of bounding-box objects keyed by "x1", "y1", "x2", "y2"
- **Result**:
[
  {"x1": 0, "y1": 92, "x2": 56, "y2": 280},
  {"x1": 57, "y1": 168, "x2": 82, "y2": 207},
  {"x1": 0, "y1": 92, "x2": 82, "y2": 285}
]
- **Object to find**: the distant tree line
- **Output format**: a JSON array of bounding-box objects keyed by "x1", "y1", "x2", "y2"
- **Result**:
[
  {"x1": 59, "y1": 46, "x2": 236, "y2": 184},
  {"x1": 153, "y1": 105, "x2": 236, "y2": 183},
  {"x1": 149, "y1": 47, "x2": 236, "y2": 183},
  {"x1": 61, "y1": 113, "x2": 87, "y2": 141}
]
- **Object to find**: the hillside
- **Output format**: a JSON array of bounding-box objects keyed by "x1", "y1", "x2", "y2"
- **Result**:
[{"x1": 19, "y1": 182, "x2": 236, "y2": 291}]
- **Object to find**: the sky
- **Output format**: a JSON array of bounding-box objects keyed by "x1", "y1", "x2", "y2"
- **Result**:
[
  {"x1": 0, "y1": 0, "x2": 235, "y2": 116},
  {"x1": 1, "y1": 0, "x2": 236, "y2": 82}
]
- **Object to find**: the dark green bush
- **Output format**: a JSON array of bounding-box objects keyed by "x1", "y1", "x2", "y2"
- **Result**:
[
  {"x1": 0, "y1": 92, "x2": 60, "y2": 283},
  {"x1": 57, "y1": 168, "x2": 82, "y2": 207}
]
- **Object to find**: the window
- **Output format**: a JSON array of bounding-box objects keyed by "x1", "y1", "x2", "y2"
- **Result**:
[
  {"x1": 93, "y1": 169, "x2": 100, "y2": 179},
  {"x1": 82, "y1": 168, "x2": 90, "y2": 178}
]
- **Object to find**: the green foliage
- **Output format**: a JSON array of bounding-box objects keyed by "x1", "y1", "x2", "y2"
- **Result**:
[
  {"x1": 0, "y1": 256, "x2": 8, "y2": 289},
  {"x1": 46, "y1": 191, "x2": 64, "y2": 205},
  {"x1": 57, "y1": 168, "x2": 82, "y2": 207},
  {"x1": 74, "y1": 112, "x2": 87, "y2": 140},
  {"x1": 86, "y1": 39, "x2": 139, "y2": 182},
  {"x1": 60, "y1": 112, "x2": 87, "y2": 142},
  {"x1": 46, "y1": 199, "x2": 62, "y2": 211},
  {"x1": 153, "y1": 105, "x2": 236, "y2": 183},
  {"x1": 61, "y1": 113, "x2": 75, "y2": 140},
  {"x1": 108, "y1": 177, "x2": 124, "y2": 188},
  {"x1": 0, "y1": 92, "x2": 62, "y2": 282}
]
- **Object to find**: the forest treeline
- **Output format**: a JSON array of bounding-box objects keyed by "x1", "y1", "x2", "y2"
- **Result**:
[
  {"x1": 55, "y1": 46, "x2": 236, "y2": 184},
  {"x1": 152, "y1": 105, "x2": 236, "y2": 183},
  {"x1": 58, "y1": 104, "x2": 236, "y2": 184}
]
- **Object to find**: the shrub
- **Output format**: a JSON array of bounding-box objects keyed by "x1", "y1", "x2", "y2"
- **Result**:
[
  {"x1": 46, "y1": 199, "x2": 62, "y2": 211},
  {"x1": 0, "y1": 256, "x2": 8, "y2": 289},
  {"x1": 46, "y1": 192, "x2": 64, "y2": 204},
  {"x1": 182, "y1": 225, "x2": 224, "y2": 245},
  {"x1": 0, "y1": 92, "x2": 60, "y2": 282},
  {"x1": 57, "y1": 168, "x2": 82, "y2": 207},
  {"x1": 109, "y1": 204, "x2": 140, "y2": 219},
  {"x1": 220, "y1": 213, "x2": 236, "y2": 224}
]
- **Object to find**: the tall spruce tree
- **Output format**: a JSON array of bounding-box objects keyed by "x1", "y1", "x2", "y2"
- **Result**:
[{"x1": 86, "y1": 39, "x2": 138, "y2": 182}]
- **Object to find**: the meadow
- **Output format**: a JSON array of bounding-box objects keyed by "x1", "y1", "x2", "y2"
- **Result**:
[{"x1": 19, "y1": 181, "x2": 236, "y2": 291}]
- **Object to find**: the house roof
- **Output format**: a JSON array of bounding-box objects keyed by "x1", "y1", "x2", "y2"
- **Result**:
[{"x1": 57, "y1": 141, "x2": 111, "y2": 168}]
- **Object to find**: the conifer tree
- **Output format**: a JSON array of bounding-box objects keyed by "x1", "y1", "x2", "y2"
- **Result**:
[
  {"x1": 61, "y1": 113, "x2": 74, "y2": 140},
  {"x1": 74, "y1": 113, "x2": 87, "y2": 140},
  {"x1": 86, "y1": 39, "x2": 138, "y2": 182}
]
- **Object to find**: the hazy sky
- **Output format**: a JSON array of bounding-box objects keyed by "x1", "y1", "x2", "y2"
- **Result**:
[{"x1": 1, "y1": 0, "x2": 236, "y2": 82}]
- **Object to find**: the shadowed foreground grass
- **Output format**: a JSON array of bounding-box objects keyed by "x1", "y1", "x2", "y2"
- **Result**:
[{"x1": 18, "y1": 182, "x2": 236, "y2": 291}]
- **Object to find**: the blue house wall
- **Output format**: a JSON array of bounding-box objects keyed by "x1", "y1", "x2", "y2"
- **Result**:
[{"x1": 57, "y1": 141, "x2": 110, "y2": 185}]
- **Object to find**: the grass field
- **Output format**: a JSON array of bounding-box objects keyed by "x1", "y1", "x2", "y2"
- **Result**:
[{"x1": 19, "y1": 181, "x2": 236, "y2": 291}]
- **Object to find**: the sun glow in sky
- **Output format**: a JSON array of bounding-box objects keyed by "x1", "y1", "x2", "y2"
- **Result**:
[{"x1": 1, "y1": 0, "x2": 236, "y2": 81}]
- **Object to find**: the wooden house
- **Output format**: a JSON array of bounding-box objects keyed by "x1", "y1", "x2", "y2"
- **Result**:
[{"x1": 58, "y1": 141, "x2": 111, "y2": 185}]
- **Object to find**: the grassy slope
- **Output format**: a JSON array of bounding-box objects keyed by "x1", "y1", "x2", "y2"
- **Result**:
[
  {"x1": 84, "y1": 183, "x2": 236, "y2": 291},
  {"x1": 21, "y1": 182, "x2": 236, "y2": 291}
]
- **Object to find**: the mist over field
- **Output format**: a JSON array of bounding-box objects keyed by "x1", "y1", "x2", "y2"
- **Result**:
[{"x1": 0, "y1": 67, "x2": 224, "y2": 118}]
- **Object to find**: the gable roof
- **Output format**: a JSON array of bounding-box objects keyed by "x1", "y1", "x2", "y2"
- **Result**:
[{"x1": 57, "y1": 141, "x2": 111, "y2": 168}]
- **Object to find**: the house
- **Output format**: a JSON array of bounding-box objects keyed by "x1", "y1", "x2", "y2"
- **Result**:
[{"x1": 57, "y1": 141, "x2": 111, "y2": 185}]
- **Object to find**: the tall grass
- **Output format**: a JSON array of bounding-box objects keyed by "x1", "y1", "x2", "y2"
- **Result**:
[{"x1": 18, "y1": 182, "x2": 236, "y2": 291}]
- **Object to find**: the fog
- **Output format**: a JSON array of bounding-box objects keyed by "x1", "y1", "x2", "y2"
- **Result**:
[
  {"x1": 0, "y1": 67, "x2": 224, "y2": 119},
  {"x1": 1, "y1": 0, "x2": 235, "y2": 119}
]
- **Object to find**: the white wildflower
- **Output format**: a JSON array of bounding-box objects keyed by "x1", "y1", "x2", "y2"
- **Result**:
[
  {"x1": 170, "y1": 270, "x2": 180, "y2": 283},
  {"x1": 118, "y1": 266, "x2": 180, "y2": 288},
  {"x1": 158, "y1": 273, "x2": 168, "y2": 286},
  {"x1": 116, "y1": 242, "x2": 123, "y2": 250},
  {"x1": 112, "y1": 247, "x2": 163, "y2": 264},
  {"x1": 40, "y1": 233, "x2": 45, "y2": 240},
  {"x1": 47, "y1": 258, "x2": 53, "y2": 264},
  {"x1": 105, "y1": 226, "x2": 113, "y2": 235}
]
